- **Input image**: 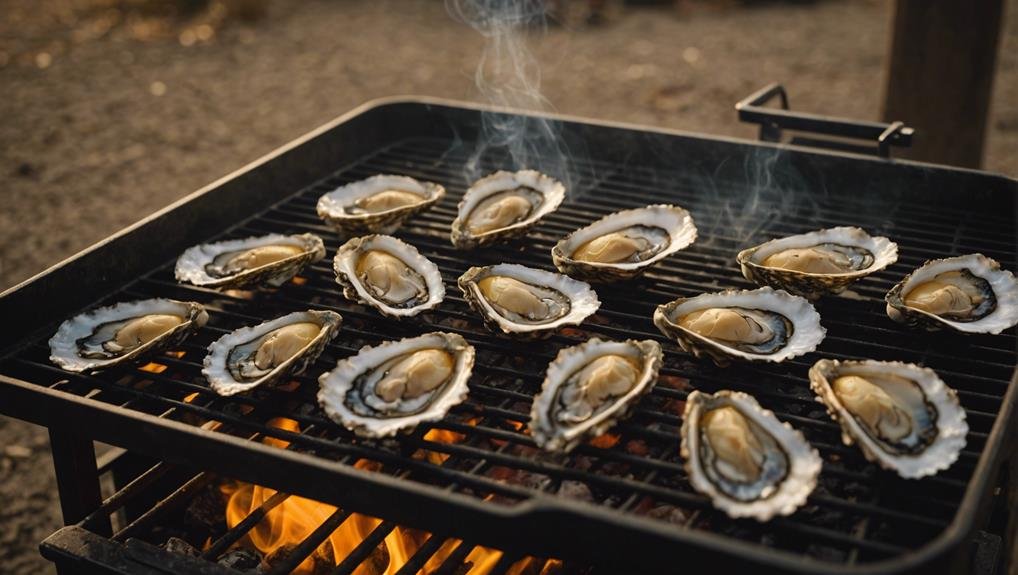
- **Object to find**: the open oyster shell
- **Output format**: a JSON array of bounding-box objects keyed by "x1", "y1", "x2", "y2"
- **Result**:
[
  {"x1": 681, "y1": 390, "x2": 821, "y2": 521},
  {"x1": 653, "y1": 287, "x2": 825, "y2": 366},
  {"x1": 737, "y1": 227, "x2": 898, "y2": 299},
  {"x1": 885, "y1": 253, "x2": 1018, "y2": 334},
  {"x1": 551, "y1": 205, "x2": 697, "y2": 282},
  {"x1": 204, "y1": 310, "x2": 342, "y2": 396},
  {"x1": 317, "y1": 332, "x2": 475, "y2": 438},
  {"x1": 809, "y1": 359, "x2": 968, "y2": 479},
  {"x1": 317, "y1": 175, "x2": 445, "y2": 236},
  {"x1": 50, "y1": 299, "x2": 208, "y2": 373},
  {"x1": 450, "y1": 170, "x2": 565, "y2": 249},
  {"x1": 175, "y1": 233, "x2": 325, "y2": 290},
  {"x1": 458, "y1": 263, "x2": 600, "y2": 338},
  {"x1": 333, "y1": 234, "x2": 445, "y2": 318},
  {"x1": 529, "y1": 338, "x2": 662, "y2": 453}
]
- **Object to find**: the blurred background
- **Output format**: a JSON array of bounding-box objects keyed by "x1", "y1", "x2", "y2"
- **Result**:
[{"x1": 0, "y1": 0, "x2": 1015, "y2": 572}]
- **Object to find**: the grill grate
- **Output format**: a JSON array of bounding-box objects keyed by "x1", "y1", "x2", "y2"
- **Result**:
[{"x1": 6, "y1": 135, "x2": 1016, "y2": 570}]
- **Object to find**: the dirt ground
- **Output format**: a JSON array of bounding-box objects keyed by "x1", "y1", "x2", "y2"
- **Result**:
[{"x1": 0, "y1": 0, "x2": 1015, "y2": 573}]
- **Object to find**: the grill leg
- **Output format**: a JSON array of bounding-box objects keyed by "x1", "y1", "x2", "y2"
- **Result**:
[{"x1": 49, "y1": 428, "x2": 111, "y2": 536}]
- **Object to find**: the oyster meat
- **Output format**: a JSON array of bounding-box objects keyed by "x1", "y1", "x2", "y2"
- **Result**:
[
  {"x1": 175, "y1": 233, "x2": 325, "y2": 290},
  {"x1": 317, "y1": 332, "x2": 475, "y2": 437},
  {"x1": 681, "y1": 390, "x2": 821, "y2": 521},
  {"x1": 50, "y1": 299, "x2": 208, "y2": 373},
  {"x1": 737, "y1": 227, "x2": 898, "y2": 299},
  {"x1": 458, "y1": 263, "x2": 600, "y2": 337},
  {"x1": 885, "y1": 253, "x2": 1018, "y2": 334},
  {"x1": 204, "y1": 310, "x2": 342, "y2": 396},
  {"x1": 529, "y1": 338, "x2": 662, "y2": 452},
  {"x1": 654, "y1": 287, "x2": 825, "y2": 366},
  {"x1": 451, "y1": 170, "x2": 565, "y2": 249},
  {"x1": 809, "y1": 359, "x2": 968, "y2": 478},
  {"x1": 333, "y1": 234, "x2": 445, "y2": 318},
  {"x1": 317, "y1": 175, "x2": 445, "y2": 236},
  {"x1": 552, "y1": 205, "x2": 697, "y2": 282}
]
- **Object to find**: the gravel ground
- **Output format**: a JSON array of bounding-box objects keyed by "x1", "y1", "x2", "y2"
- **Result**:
[{"x1": 1, "y1": 1, "x2": 1015, "y2": 573}]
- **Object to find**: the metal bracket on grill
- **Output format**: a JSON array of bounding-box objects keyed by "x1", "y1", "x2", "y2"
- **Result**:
[{"x1": 736, "y1": 83, "x2": 914, "y2": 158}]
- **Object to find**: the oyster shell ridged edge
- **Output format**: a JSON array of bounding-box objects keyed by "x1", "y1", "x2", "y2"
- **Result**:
[
  {"x1": 203, "y1": 310, "x2": 342, "y2": 397},
  {"x1": 317, "y1": 175, "x2": 445, "y2": 236},
  {"x1": 316, "y1": 332, "x2": 475, "y2": 438},
  {"x1": 174, "y1": 233, "x2": 326, "y2": 289},
  {"x1": 884, "y1": 253, "x2": 1018, "y2": 335},
  {"x1": 653, "y1": 287, "x2": 826, "y2": 366},
  {"x1": 528, "y1": 338, "x2": 663, "y2": 453},
  {"x1": 332, "y1": 234, "x2": 446, "y2": 319},
  {"x1": 551, "y1": 204, "x2": 698, "y2": 282},
  {"x1": 49, "y1": 298, "x2": 208, "y2": 373},
  {"x1": 680, "y1": 389, "x2": 822, "y2": 521},
  {"x1": 808, "y1": 359, "x2": 969, "y2": 479}
]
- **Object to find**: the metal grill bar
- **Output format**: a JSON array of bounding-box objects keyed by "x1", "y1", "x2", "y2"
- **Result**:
[{"x1": 8, "y1": 130, "x2": 1017, "y2": 572}]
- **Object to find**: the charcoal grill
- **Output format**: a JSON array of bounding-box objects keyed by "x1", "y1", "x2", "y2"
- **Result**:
[{"x1": 1, "y1": 87, "x2": 1016, "y2": 574}]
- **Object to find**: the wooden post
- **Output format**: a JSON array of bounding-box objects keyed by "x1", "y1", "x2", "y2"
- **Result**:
[{"x1": 881, "y1": 0, "x2": 1006, "y2": 169}]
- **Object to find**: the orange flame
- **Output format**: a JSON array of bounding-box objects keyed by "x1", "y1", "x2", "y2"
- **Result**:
[{"x1": 220, "y1": 418, "x2": 559, "y2": 574}]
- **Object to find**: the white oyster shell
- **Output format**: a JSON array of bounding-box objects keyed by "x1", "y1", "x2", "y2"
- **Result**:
[
  {"x1": 551, "y1": 204, "x2": 697, "y2": 282},
  {"x1": 529, "y1": 338, "x2": 662, "y2": 453},
  {"x1": 451, "y1": 170, "x2": 565, "y2": 249},
  {"x1": 317, "y1": 175, "x2": 445, "y2": 236},
  {"x1": 333, "y1": 234, "x2": 445, "y2": 318},
  {"x1": 317, "y1": 332, "x2": 475, "y2": 438},
  {"x1": 203, "y1": 310, "x2": 342, "y2": 396},
  {"x1": 885, "y1": 253, "x2": 1018, "y2": 334},
  {"x1": 737, "y1": 226, "x2": 898, "y2": 299},
  {"x1": 175, "y1": 233, "x2": 325, "y2": 290},
  {"x1": 458, "y1": 263, "x2": 600, "y2": 338},
  {"x1": 653, "y1": 287, "x2": 825, "y2": 366},
  {"x1": 808, "y1": 359, "x2": 968, "y2": 479},
  {"x1": 681, "y1": 390, "x2": 822, "y2": 521},
  {"x1": 49, "y1": 299, "x2": 208, "y2": 373}
]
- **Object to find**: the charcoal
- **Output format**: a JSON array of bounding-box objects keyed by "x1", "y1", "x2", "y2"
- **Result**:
[{"x1": 217, "y1": 548, "x2": 263, "y2": 572}]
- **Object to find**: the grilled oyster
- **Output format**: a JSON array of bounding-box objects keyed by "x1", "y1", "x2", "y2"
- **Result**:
[
  {"x1": 450, "y1": 170, "x2": 565, "y2": 249},
  {"x1": 204, "y1": 310, "x2": 342, "y2": 396},
  {"x1": 317, "y1": 332, "x2": 474, "y2": 437},
  {"x1": 175, "y1": 233, "x2": 325, "y2": 290},
  {"x1": 50, "y1": 299, "x2": 207, "y2": 373},
  {"x1": 552, "y1": 205, "x2": 697, "y2": 282},
  {"x1": 529, "y1": 338, "x2": 662, "y2": 452},
  {"x1": 885, "y1": 253, "x2": 1018, "y2": 334},
  {"x1": 333, "y1": 234, "x2": 445, "y2": 318},
  {"x1": 737, "y1": 227, "x2": 898, "y2": 299},
  {"x1": 654, "y1": 287, "x2": 825, "y2": 366},
  {"x1": 809, "y1": 359, "x2": 967, "y2": 478},
  {"x1": 458, "y1": 263, "x2": 600, "y2": 338},
  {"x1": 681, "y1": 390, "x2": 821, "y2": 521},
  {"x1": 317, "y1": 175, "x2": 445, "y2": 236}
]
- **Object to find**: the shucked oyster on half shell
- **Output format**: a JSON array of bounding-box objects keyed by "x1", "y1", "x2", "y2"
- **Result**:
[
  {"x1": 317, "y1": 332, "x2": 474, "y2": 438},
  {"x1": 204, "y1": 310, "x2": 342, "y2": 396},
  {"x1": 529, "y1": 338, "x2": 662, "y2": 453},
  {"x1": 653, "y1": 287, "x2": 825, "y2": 366},
  {"x1": 317, "y1": 175, "x2": 445, "y2": 236},
  {"x1": 809, "y1": 359, "x2": 968, "y2": 478},
  {"x1": 681, "y1": 390, "x2": 821, "y2": 521},
  {"x1": 458, "y1": 263, "x2": 600, "y2": 338},
  {"x1": 333, "y1": 234, "x2": 445, "y2": 318},
  {"x1": 737, "y1": 227, "x2": 898, "y2": 299},
  {"x1": 552, "y1": 205, "x2": 698, "y2": 282},
  {"x1": 885, "y1": 253, "x2": 1018, "y2": 334},
  {"x1": 175, "y1": 233, "x2": 325, "y2": 290},
  {"x1": 50, "y1": 299, "x2": 208, "y2": 373},
  {"x1": 450, "y1": 170, "x2": 565, "y2": 249}
]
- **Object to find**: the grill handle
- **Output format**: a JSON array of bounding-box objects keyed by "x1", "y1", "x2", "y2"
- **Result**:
[{"x1": 736, "y1": 83, "x2": 914, "y2": 158}]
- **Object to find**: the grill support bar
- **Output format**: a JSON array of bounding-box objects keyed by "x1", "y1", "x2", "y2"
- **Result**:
[{"x1": 50, "y1": 428, "x2": 110, "y2": 535}]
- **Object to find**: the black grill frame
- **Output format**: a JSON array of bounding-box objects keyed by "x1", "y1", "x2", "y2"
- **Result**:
[{"x1": 2, "y1": 99, "x2": 1016, "y2": 574}]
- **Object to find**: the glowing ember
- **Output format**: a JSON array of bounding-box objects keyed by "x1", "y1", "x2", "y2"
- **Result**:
[
  {"x1": 139, "y1": 362, "x2": 168, "y2": 373},
  {"x1": 587, "y1": 433, "x2": 620, "y2": 449}
]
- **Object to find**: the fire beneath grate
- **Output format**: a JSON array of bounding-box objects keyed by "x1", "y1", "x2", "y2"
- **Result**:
[{"x1": 9, "y1": 134, "x2": 1017, "y2": 570}]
